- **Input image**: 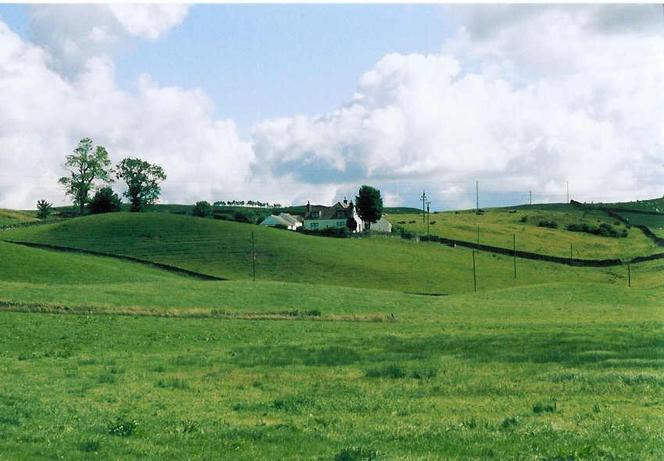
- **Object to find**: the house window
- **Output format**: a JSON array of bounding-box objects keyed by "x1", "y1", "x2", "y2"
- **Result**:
[
  {"x1": 337, "y1": 221, "x2": 345, "y2": 227},
  {"x1": 310, "y1": 222, "x2": 319, "y2": 229}
]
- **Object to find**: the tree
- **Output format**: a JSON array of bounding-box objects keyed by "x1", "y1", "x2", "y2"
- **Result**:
[
  {"x1": 114, "y1": 158, "x2": 166, "y2": 212},
  {"x1": 58, "y1": 138, "x2": 112, "y2": 215},
  {"x1": 355, "y1": 185, "x2": 383, "y2": 231},
  {"x1": 192, "y1": 201, "x2": 213, "y2": 218},
  {"x1": 36, "y1": 199, "x2": 53, "y2": 219},
  {"x1": 89, "y1": 187, "x2": 122, "y2": 214}
]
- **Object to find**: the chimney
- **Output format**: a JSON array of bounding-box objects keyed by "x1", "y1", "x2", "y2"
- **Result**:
[
  {"x1": 307, "y1": 201, "x2": 311, "y2": 213},
  {"x1": 343, "y1": 197, "x2": 348, "y2": 205}
]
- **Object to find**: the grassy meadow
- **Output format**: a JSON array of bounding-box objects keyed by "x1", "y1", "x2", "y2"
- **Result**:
[
  {"x1": 389, "y1": 207, "x2": 659, "y2": 260},
  {"x1": 0, "y1": 207, "x2": 663, "y2": 459}
]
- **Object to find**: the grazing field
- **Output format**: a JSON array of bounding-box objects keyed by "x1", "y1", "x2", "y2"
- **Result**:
[
  {"x1": 0, "y1": 282, "x2": 663, "y2": 459},
  {"x1": 1, "y1": 209, "x2": 662, "y2": 460},
  {"x1": 604, "y1": 197, "x2": 664, "y2": 214},
  {"x1": 0, "y1": 212, "x2": 640, "y2": 294},
  {"x1": 615, "y1": 210, "x2": 664, "y2": 238},
  {"x1": 390, "y1": 207, "x2": 658, "y2": 260},
  {"x1": 0, "y1": 209, "x2": 38, "y2": 227}
]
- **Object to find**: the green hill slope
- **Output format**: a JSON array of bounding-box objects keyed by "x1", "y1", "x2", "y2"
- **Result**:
[
  {"x1": 390, "y1": 207, "x2": 658, "y2": 260},
  {"x1": 0, "y1": 240, "x2": 182, "y2": 284},
  {"x1": 0, "y1": 212, "x2": 643, "y2": 293},
  {"x1": 0, "y1": 209, "x2": 38, "y2": 226}
]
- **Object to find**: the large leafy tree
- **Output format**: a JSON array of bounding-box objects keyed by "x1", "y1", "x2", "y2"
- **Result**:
[
  {"x1": 355, "y1": 185, "x2": 383, "y2": 231},
  {"x1": 58, "y1": 138, "x2": 112, "y2": 215},
  {"x1": 115, "y1": 158, "x2": 167, "y2": 212}
]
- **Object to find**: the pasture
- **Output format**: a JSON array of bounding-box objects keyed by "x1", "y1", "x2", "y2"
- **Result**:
[
  {"x1": 390, "y1": 207, "x2": 659, "y2": 260},
  {"x1": 0, "y1": 208, "x2": 662, "y2": 459}
]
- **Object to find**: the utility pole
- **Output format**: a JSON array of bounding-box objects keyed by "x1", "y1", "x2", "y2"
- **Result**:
[
  {"x1": 513, "y1": 234, "x2": 517, "y2": 279},
  {"x1": 566, "y1": 181, "x2": 569, "y2": 203},
  {"x1": 476, "y1": 180, "x2": 479, "y2": 213},
  {"x1": 426, "y1": 200, "x2": 431, "y2": 235},
  {"x1": 421, "y1": 191, "x2": 427, "y2": 223},
  {"x1": 251, "y1": 232, "x2": 256, "y2": 282},
  {"x1": 472, "y1": 250, "x2": 477, "y2": 292}
]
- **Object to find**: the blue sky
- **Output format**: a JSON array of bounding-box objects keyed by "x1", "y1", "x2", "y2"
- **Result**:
[
  {"x1": 0, "y1": 4, "x2": 454, "y2": 132},
  {"x1": 0, "y1": 4, "x2": 662, "y2": 209}
]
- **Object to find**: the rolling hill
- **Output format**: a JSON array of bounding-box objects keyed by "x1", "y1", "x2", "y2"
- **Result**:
[{"x1": 0, "y1": 211, "x2": 647, "y2": 294}]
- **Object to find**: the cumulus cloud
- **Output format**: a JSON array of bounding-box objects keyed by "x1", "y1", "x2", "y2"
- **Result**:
[
  {"x1": 252, "y1": 5, "x2": 664, "y2": 206},
  {"x1": 0, "y1": 20, "x2": 252, "y2": 209},
  {"x1": 27, "y1": 4, "x2": 188, "y2": 75}
]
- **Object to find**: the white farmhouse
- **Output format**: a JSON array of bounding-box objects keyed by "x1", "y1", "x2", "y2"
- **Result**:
[
  {"x1": 260, "y1": 213, "x2": 302, "y2": 230},
  {"x1": 302, "y1": 199, "x2": 364, "y2": 232}
]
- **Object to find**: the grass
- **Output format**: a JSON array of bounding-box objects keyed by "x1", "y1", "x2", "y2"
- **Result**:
[
  {"x1": 0, "y1": 282, "x2": 662, "y2": 459},
  {"x1": 390, "y1": 207, "x2": 658, "y2": 260},
  {"x1": 614, "y1": 210, "x2": 664, "y2": 238},
  {"x1": 0, "y1": 207, "x2": 662, "y2": 459},
  {"x1": 0, "y1": 208, "x2": 38, "y2": 226},
  {"x1": 2, "y1": 212, "x2": 654, "y2": 294}
]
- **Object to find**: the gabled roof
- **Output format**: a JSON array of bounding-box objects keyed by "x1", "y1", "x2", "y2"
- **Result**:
[
  {"x1": 278, "y1": 213, "x2": 302, "y2": 225},
  {"x1": 304, "y1": 201, "x2": 355, "y2": 220}
]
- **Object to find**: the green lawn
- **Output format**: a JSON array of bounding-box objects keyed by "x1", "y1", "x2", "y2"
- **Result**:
[{"x1": 390, "y1": 207, "x2": 658, "y2": 260}]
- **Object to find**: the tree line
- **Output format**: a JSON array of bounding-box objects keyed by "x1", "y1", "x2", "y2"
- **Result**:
[{"x1": 38, "y1": 138, "x2": 167, "y2": 217}]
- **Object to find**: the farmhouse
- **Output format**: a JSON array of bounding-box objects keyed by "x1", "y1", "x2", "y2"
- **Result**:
[
  {"x1": 260, "y1": 213, "x2": 303, "y2": 230},
  {"x1": 303, "y1": 199, "x2": 364, "y2": 232}
]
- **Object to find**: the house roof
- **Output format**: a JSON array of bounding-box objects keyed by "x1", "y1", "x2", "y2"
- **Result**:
[
  {"x1": 278, "y1": 213, "x2": 302, "y2": 225},
  {"x1": 304, "y1": 201, "x2": 355, "y2": 220}
]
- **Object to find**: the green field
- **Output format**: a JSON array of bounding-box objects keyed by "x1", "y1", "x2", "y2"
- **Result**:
[
  {"x1": 1, "y1": 209, "x2": 663, "y2": 459},
  {"x1": 614, "y1": 210, "x2": 664, "y2": 238},
  {"x1": 0, "y1": 209, "x2": 38, "y2": 227},
  {"x1": 390, "y1": 207, "x2": 659, "y2": 260}
]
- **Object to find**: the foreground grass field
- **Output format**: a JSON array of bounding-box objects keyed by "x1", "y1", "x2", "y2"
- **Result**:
[
  {"x1": 1, "y1": 209, "x2": 662, "y2": 459},
  {"x1": 0, "y1": 282, "x2": 663, "y2": 459},
  {"x1": 2, "y1": 212, "x2": 656, "y2": 294},
  {"x1": 390, "y1": 207, "x2": 658, "y2": 260}
]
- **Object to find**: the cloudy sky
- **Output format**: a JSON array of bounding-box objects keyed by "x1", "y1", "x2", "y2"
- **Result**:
[{"x1": 0, "y1": 4, "x2": 663, "y2": 210}]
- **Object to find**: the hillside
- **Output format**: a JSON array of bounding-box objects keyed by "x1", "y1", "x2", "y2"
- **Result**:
[
  {"x1": 0, "y1": 240, "x2": 182, "y2": 284},
  {"x1": 390, "y1": 207, "x2": 659, "y2": 260},
  {"x1": 0, "y1": 209, "x2": 38, "y2": 226},
  {"x1": 0, "y1": 212, "x2": 643, "y2": 294}
]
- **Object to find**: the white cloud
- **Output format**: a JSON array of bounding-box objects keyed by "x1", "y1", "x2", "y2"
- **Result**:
[
  {"x1": 252, "y1": 6, "x2": 664, "y2": 206},
  {"x1": 0, "y1": 21, "x2": 253, "y2": 209},
  {"x1": 27, "y1": 4, "x2": 189, "y2": 75}
]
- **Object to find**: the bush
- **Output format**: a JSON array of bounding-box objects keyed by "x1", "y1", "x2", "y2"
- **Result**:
[
  {"x1": 36, "y1": 199, "x2": 53, "y2": 219},
  {"x1": 538, "y1": 220, "x2": 558, "y2": 229},
  {"x1": 566, "y1": 222, "x2": 627, "y2": 238},
  {"x1": 192, "y1": 201, "x2": 213, "y2": 218},
  {"x1": 89, "y1": 187, "x2": 121, "y2": 214}
]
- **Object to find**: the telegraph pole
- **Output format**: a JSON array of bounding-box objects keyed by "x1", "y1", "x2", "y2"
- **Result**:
[
  {"x1": 475, "y1": 180, "x2": 479, "y2": 212},
  {"x1": 472, "y1": 250, "x2": 477, "y2": 292},
  {"x1": 513, "y1": 234, "x2": 517, "y2": 279},
  {"x1": 566, "y1": 181, "x2": 569, "y2": 203},
  {"x1": 421, "y1": 191, "x2": 427, "y2": 223},
  {"x1": 426, "y1": 200, "x2": 431, "y2": 235}
]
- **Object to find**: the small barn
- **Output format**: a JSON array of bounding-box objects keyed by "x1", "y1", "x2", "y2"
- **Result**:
[{"x1": 260, "y1": 213, "x2": 302, "y2": 230}]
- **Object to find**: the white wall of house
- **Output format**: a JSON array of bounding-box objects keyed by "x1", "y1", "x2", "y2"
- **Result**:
[{"x1": 303, "y1": 219, "x2": 349, "y2": 231}]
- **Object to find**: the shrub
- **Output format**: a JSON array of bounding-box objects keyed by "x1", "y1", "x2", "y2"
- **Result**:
[
  {"x1": 192, "y1": 200, "x2": 213, "y2": 218},
  {"x1": 430, "y1": 220, "x2": 436, "y2": 225},
  {"x1": 232, "y1": 211, "x2": 251, "y2": 223},
  {"x1": 36, "y1": 199, "x2": 53, "y2": 219},
  {"x1": 566, "y1": 222, "x2": 627, "y2": 238},
  {"x1": 538, "y1": 220, "x2": 558, "y2": 229},
  {"x1": 89, "y1": 187, "x2": 121, "y2": 214}
]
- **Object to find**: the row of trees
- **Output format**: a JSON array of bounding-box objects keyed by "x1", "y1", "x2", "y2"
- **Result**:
[
  {"x1": 58, "y1": 138, "x2": 166, "y2": 214},
  {"x1": 212, "y1": 200, "x2": 283, "y2": 208}
]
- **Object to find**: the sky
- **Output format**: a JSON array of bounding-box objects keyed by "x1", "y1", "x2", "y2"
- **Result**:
[{"x1": 0, "y1": 4, "x2": 663, "y2": 210}]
